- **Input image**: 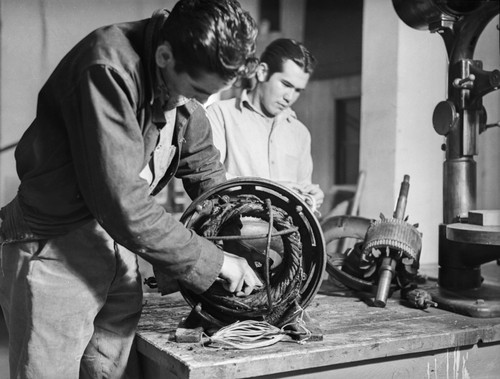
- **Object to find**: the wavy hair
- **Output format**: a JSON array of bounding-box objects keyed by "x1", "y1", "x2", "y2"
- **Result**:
[
  {"x1": 161, "y1": 0, "x2": 258, "y2": 80},
  {"x1": 260, "y1": 38, "x2": 317, "y2": 78}
]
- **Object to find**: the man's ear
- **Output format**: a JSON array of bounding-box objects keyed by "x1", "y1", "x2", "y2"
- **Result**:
[
  {"x1": 155, "y1": 42, "x2": 174, "y2": 69},
  {"x1": 256, "y1": 63, "x2": 269, "y2": 82}
]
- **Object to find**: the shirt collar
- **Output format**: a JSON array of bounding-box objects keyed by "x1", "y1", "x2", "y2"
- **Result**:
[
  {"x1": 238, "y1": 89, "x2": 263, "y2": 116},
  {"x1": 238, "y1": 89, "x2": 297, "y2": 122}
]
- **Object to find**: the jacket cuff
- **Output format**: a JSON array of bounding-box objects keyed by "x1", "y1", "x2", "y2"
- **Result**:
[{"x1": 179, "y1": 237, "x2": 224, "y2": 294}]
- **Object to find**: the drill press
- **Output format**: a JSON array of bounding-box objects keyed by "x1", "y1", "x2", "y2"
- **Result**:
[{"x1": 393, "y1": 0, "x2": 500, "y2": 317}]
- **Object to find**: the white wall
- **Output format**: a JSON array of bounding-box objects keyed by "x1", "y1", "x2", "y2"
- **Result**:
[
  {"x1": 361, "y1": 0, "x2": 446, "y2": 264},
  {"x1": 0, "y1": 0, "x2": 172, "y2": 204}
]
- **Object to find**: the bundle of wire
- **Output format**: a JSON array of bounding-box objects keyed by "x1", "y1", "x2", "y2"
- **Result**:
[
  {"x1": 206, "y1": 320, "x2": 287, "y2": 349},
  {"x1": 180, "y1": 194, "x2": 304, "y2": 328},
  {"x1": 206, "y1": 314, "x2": 313, "y2": 349}
]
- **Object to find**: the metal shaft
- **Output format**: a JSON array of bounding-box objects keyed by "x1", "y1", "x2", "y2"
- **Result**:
[
  {"x1": 393, "y1": 175, "x2": 410, "y2": 220},
  {"x1": 374, "y1": 176, "x2": 410, "y2": 307},
  {"x1": 374, "y1": 257, "x2": 397, "y2": 307}
]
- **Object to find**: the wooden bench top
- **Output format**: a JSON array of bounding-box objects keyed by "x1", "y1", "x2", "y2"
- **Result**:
[{"x1": 136, "y1": 263, "x2": 500, "y2": 378}]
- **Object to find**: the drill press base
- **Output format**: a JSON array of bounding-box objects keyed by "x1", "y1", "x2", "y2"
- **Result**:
[
  {"x1": 434, "y1": 223, "x2": 500, "y2": 318},
  {"x1": 427, "y1": 282, "x2": 500, "y2": 318}
]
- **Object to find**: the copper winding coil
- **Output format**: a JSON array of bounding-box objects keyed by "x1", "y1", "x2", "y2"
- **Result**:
[
  {"x1": 193, "y1": 196, "x2": 304, "y2": 326},
  {"x1": 363, "y1": 218, "x2": 422, "y2": 264}
]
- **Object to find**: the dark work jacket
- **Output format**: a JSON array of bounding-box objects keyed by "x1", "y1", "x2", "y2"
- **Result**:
[{"x1": 0, "y1": 11, "x2": 226, "y2": 294}]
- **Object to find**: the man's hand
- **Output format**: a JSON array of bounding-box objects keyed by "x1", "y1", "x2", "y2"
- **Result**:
[
  {"x1": 219, "y1": 252, "x2": 262, "y2": 297},
  {"x1": 281, "y1": 182, "x2": 325, "y2": 210},
  {"x1": 302, "y1": 183, "x2": 324, "y2": 208}
]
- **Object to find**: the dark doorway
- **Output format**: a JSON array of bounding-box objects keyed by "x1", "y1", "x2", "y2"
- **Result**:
[{"x1": 335, "y1": 97, "x2": 361, "y2": 185}]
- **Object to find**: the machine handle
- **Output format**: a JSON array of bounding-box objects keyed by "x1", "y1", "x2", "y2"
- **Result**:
[{"x1": 452, "y1": 74, "x2": 475, "y2": 88}]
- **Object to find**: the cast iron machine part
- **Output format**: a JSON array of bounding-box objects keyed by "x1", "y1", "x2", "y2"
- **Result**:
[
  {"x1": 322, "y1": 175, "x2": 423, "y2": 308},
  {"x1": 176, "y1": 177, "x2": 326, "y2": 330},
  {"x1": 393, "y1": 0, "x2": 500, "y2": 317}
]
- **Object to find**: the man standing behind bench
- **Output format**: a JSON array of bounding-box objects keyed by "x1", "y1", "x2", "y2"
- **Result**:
[{"x1": 207, "y1": 38, "x2": 324, "y2": 213}]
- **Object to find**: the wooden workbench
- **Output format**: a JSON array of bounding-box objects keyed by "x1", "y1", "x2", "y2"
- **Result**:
[{"x1": 136, "y1": 264, "x2": 500, "y2": 379}]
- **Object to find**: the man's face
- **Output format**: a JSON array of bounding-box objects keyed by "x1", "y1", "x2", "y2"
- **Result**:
[
  {"x1": 163, "y1": 67, "x2": 235, "y2": 105},
  {"x1": 258, "y1": 59, "x2": 310, "y2": 117},
  {"x1": 156, "y1": 42, "x2": 235, "y2": 104}
]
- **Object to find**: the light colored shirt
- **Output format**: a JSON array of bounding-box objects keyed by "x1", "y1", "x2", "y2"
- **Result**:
[
  {"x1": 206, "y1": 90, "x2": 313, "y2": 186},
  {"x1": 140, "y1": 95, "x2": 188, "y2": 193}
]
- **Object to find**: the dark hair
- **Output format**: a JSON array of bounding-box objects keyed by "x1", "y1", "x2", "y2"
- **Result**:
[
  {"x1": 161, "y1": 0, "x2": 258, "y2": 80},
  {"x1": 260, "y1": 38, "x2": 317, "y2": 78}
]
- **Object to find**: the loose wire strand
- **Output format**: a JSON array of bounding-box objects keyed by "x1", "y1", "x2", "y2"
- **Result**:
[
  {"x1": 280, "y1": 307, "x2": 313, "y2": 344},
  {"x1": 264, "y1": 198, "x2": 273, "y2": 311}
]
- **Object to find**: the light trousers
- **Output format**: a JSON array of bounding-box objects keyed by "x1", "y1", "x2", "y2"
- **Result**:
[{"x1": 0, "y1": 220, "x2": 143, "y2": 379}]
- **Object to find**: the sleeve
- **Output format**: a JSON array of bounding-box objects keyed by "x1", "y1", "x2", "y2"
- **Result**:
[
  {"x1": 297, "y1": 124, "x2": 314, "y2": 186},
  {"x1": 60, "y1": 65, "x2": 223, "y2": 294},
  {"x1": 205, "y1": 103, "x2": 228, "y2": 163},
  {"x1": 175, "y1": 102, "x2": 227, "y2": 200}
]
